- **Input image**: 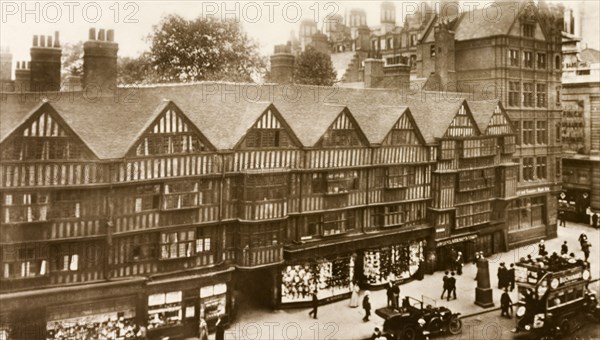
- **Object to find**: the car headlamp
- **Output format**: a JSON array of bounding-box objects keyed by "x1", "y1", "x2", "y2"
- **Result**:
[
  {"x1": 583, "y1": 270, "x2": 590, "y2": 280},
  {"x1": 516, "y1": 306, "x2": 526, "y2": 318},
  {"x1": 418, "y1": 318, "x2": 426, "y2": 326},
  {"x1": 537, "y1": 283, "x2": 548, "y2": 296},
  {"x1": 524, "y1": 325, "x2": 531, "y2": 331},
  {"x1": 550, "y1": 278, "x2": 559, "y2": 289}
]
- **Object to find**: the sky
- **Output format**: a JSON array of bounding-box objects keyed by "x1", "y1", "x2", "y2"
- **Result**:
[{"x1": 1, "y1": 1, "x2": 598, "y2": 72}]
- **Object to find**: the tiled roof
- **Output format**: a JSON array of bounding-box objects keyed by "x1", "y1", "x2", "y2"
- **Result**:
[
  {"x1": 1, "y1": 82, "x2": 504, "y2": 158},
  {"x1": 468, "y1": 100, "x2": 499, "y2": 132},
  {"x1": 454, "y1": 2, "x2": 519, "y2": 41}
]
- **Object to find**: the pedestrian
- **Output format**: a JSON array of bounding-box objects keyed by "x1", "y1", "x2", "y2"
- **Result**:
[
  {"x1": 593, "y1": 213, "x2": 599, "y2": 229},
  {"x1": 198, "y1": 317, "x2": 208, "y2": 340},
  {"x1": 441, "y1": 271, "x2": 449, "y2": 299},
  {"x1": 474, "y1": 252, "x2": 482, "y2": 281},
  {"x1": 582, "y1": 241, "x2": 591, "y2": 262},
  {"x1": 215, "y1": 313, "x2": 225, "y2": 340},
  {"x1": 350, "y1": 281, "x2": 360, "y2": 308},
  {"x1": 579, "y1": 233, "x2": 588, "y2": 249},
  {"x1": 497, "y1": 262, "x2": 507, "y2": 289},
  {"x1": 308, "y1": 290, "x2": 318, "y2": 319},
  {"x1": 386, "y1": 280, "x2": 394, "y2": 308},
  {"x1": 500, "y1": 288, "x2": 513, "y2": 318},
  {"x1": 456, "y1": 251, "x2": 463, "y2": 275},
  {"x1": 449, "y1": 247, "x2": 457, "y2": 271},
  {"x1": 448, "y1": 272, "x2": 457, "y2": 301},
  {"x1": 558, "y1": 210, "x2": 566, "y2": 227},
  {"x1": 508, "y1": 263, "x2": 515, "y2": 291},
  {"x1": 363, "y1": 291, "x2": 372, "y2": 322},
  {"x1": 392, "y1": 282, "x2": 400, "y2": 309},
  {"x1": 538, "y1": 240, "x2": 547, "y2": 256},
  {"x1": 561, "y1": 241, "x2": 568, "y2": 255}
]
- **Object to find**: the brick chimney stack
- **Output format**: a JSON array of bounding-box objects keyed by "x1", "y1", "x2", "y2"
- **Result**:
[
  {"x1": 364, "y1": 59, "x2": 384, "y2": 88},
  {"x1": 434, "y1": 21, "x2": 456, "y2": 86},
  {"x1": 83, "y1": 28, "x2": 118, "y2": 94},
  {"x1": 1, "y1": 46, "x2": 12, "y2": 82},
  {"x1": 15, "y1": 61, "x2": 31, "y2": 92},
  {"x1": 270, "y1": 43, "x2": 295, "y2": 84},
  {"x1": 30, "y1": 31, "x2": 62, "y2": 91}
]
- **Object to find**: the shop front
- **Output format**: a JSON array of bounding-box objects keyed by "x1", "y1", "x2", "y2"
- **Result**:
[
  {"x1": 434, "y1": 234, "x2": 477, "y2": 271},
  {"x1": 46, "y1": 297, "x2": 138, "y2": 339},
  {"x1": 361, "y1": 241, "x2": 426, "y2": 286},
  {"x1": 146, "y1": 268, "x2": 233, "y2": 339},
  {"x1": 0, "y1": 278, "x2": 145, "y2": 340},
  {"x1": 279, "y1": 231, "x2": 429, "y2": 307},
  {"x1": 434, "y1": 230, "x2": 504, "y2": 271},
  {"x1": 280, "y1": 255, "x2": 354, "y2": 305},
  {"x1": 558, "y1": 188, "x2": 591, "y2": 223}
]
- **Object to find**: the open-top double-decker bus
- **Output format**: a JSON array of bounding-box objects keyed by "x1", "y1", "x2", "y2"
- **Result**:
[{"x1": 512, "y1": 256, "x2": 598, "y2": 339}]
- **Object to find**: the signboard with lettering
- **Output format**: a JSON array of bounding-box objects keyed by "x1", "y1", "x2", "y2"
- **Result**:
[
  {"x1": 436, "y1": 234, "x2": 477, "y2": 247},
  {"x1": 517, "y1": 186, "x2": 550, "y2": 196}
]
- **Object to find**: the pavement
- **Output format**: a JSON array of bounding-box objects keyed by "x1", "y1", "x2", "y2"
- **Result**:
[{"x1": 199, "y1": 221, "x2": 600, "y2": 340}]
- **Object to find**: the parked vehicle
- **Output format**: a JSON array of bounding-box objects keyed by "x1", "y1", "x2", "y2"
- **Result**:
[{"x1": 376, "y1": 296, "x2": 462, "y2": 340}]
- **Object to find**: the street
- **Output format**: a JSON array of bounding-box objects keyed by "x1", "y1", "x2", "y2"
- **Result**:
[{"x1": 213, "y1": 221, "x2": 600, "y2": 340}]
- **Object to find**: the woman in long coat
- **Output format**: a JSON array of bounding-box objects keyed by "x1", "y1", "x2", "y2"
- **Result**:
[{"x1": 349, "y1": 281, "x2": 360, "y2": 308}]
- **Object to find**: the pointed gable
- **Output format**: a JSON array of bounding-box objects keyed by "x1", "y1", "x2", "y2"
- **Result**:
[
  {"x1": 383, "y1": 110, "x2": 425, "y2": 146},
  {"x1": 444, "y1": 103, "x2": 480, "y2": 138},
  {"x1": 128, "y1": 103, "x2": 215, "y2": 157},
  {"x1": 317, "y1": 109, "x2": 368, "y2": 148},
  {"x1": 486, "y1": 104, "x2": 514, "y2": 135},
  {"x1": 238, "y1": 107, "x2": 301, "y2": 149},
  {"x1": 469, "y1": 100, "x2": 514, "y2": 135},
  {"x1": 1, "y1": 104, "x2": 96, "y2": 160}
]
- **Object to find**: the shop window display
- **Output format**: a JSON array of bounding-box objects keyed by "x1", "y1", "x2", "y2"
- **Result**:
[
  {"x1": 281, "y1": 256, "x2": 354, "y2": 303},
  {"x1": 46, "y1": 311, "x2": 138, "y2": 340},
  {"x1": 200, "y1": 283, "x2": 227, "y2": 322},
  {"x1": 147, "y1": 291, "x2": 183, "y2": 330},
  {"x1": 363, "y1": 241, "x2": 425, "y2": 285}
]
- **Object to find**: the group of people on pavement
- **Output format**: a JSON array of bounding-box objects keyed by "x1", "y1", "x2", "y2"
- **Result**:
[
  {"x1": 448, "y1": 248, "x2": 464, "y2": 275},
  {"x1": 497, "y1": 262, "x2": 515, "y2": 291},
  {"x1": 441, "y1": 271, "x2": 458, "y2": 301}
]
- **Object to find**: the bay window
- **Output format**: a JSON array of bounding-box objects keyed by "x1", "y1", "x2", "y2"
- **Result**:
[
  {"x1": 2, "y1": 244, "x2": 48, "y2": 279},
  {"x1": 2, "y1": 193, "x2": 48, "y2": 223},
  {"x1": 163, "y1": 182, "x2": 198, "y2": 210}
]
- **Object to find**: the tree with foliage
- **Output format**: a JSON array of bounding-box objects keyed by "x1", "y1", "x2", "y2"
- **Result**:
[
  {"x1": 148, "y1": 14, "x2": 266, "y2": 82},
  {"x1": 117, "y1": 53, "x2": 158, "y2": 85},
  {"x1": 60, "y1": 41, "x2": 83, "y2": 80},
  {"x1": 293, "y1": 46, "x2": 337, "y2": 86}
]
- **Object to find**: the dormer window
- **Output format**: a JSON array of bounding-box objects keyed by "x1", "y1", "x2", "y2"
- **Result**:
[{"x1": 523, "y1": 24, "x2": 534, "y2": 38}]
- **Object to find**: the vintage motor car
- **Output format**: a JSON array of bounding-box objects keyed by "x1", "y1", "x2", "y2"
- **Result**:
[{"x1": 375, "y1": 296, "x2": 462, "y2": 340}]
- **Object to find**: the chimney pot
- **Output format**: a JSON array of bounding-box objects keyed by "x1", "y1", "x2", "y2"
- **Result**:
[
  {"x1": 107, "y1": 29, "x2": 114, "y2": 42},
  {"x1": 98, "y1": 29, "x2": 105, "y2": 41},
  {"x1": 89, "y1": 28, "x2": 96, "y2": 40},
  {"x1": 16, "y1": 61, "x2": 20, "y2": 69},
  {"x1": 33, "y1": 35, "x2": 38, "y2": 47},
  {"x1": 47, "y1": 35, "x2": 53, "y2": 48},
  {"x1": 54, "y1": 31, "x2": 60, "y2": 47},
  {"x1": 27, "y1": 61, "x2": 31, "y2": 69},
  {"x1": 40, "y1": 35, "x2": 46, "y2": 47}
]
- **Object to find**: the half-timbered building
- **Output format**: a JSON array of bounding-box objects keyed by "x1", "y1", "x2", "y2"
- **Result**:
[{"x1": 1, "y1": 79, "x2": 517, "y2": 338}]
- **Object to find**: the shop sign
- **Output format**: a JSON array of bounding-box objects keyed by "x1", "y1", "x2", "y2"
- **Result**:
[
  {"x1": 517, "y1": 186, "x2": 550, "y2": 196},
  {"x1": 437, "y1": 234, "x2": 477, "y2": 247}
]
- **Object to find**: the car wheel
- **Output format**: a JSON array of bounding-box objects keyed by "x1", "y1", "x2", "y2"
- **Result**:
[
  {"x1": 401, "y1": 326, "x2": 417, "y2": 340},
  {"x1": 559, "y1": 318, "x2": 570, "y2": 335},
  {"x1": 448, "y1": 315, "x2": 462, "y2": 335}
]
